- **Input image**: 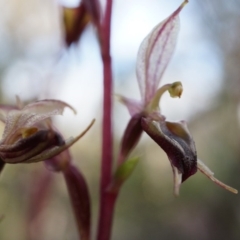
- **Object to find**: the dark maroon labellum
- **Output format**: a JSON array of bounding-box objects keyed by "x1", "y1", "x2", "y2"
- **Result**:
[
  {"x1": 0, "y1": 130, "x2": 66, "y2": 164},
  {"x1": 141, "y1": 117, "x2": 197, "y2": 182}
]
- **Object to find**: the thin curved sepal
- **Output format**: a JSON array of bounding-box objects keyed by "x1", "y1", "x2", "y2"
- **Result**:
[{"x1": 197, "y1": 159, "x2": 238, "y2": 194}]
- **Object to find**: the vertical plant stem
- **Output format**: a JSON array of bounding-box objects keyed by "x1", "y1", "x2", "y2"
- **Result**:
[{"x1": 97, "y1": 0, "x2": 116, "y2": 240}]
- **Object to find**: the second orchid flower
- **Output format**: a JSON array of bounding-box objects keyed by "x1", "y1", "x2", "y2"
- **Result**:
[{"x1": 117, "y1": 0, "x2": 237, "y2": 196}]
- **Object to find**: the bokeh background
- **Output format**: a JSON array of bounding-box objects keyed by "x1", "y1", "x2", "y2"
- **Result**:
[{"x1": 0, "y1": 0, "x2": 240, "y2": 239}]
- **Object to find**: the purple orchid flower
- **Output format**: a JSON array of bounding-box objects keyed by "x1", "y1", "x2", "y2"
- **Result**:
[
  {"x1": 0, "y1": 98, "x2": 95, "y2": 240},
  {"x1": 117, "y1": 0, "x2": 237, "y2": 195},
  {"x1": 0, "y1": 98, "x2": 94, "y2": 166}
]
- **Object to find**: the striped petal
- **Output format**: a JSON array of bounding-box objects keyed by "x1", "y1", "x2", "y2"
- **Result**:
[
  {"x1": 1, "y1": 100, "x2": 76, "y2": 142},
  {"x1": 136, "y1": 1, "x2": 187, "y2": 103}
]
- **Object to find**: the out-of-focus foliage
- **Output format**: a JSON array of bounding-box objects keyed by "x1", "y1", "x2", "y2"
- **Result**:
[{"x1": 0, "y1": 0, "x2": 240, "y2": 240}]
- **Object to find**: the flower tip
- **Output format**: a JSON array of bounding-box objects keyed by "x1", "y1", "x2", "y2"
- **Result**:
[
  {"x1": 173, "y1": 166, "x2": 182, "y2": 196},
  {"x1": 209, "y1": 175, "x2": 238, "y2": 194},
  {"x1": 70, "y1": 106, "x2": 77, "y2": 115},
  {"x1": 168, "y1": 82, "x2": 183, "y2": 98},
  {"x1": 197, "y1": 159, "x2": 238, "y2": 194},
  {"x1": 15, "y1": 95, "x2": 23, "y2": 109},
  {"x1": 171, "y1": 0, "x2": 188, "y2": 18},
  {"x1": 61, "y1": 101, "x2": 77, "y2": 115},
  {"x1": 174, "y1": 0, "x2": 188, "y2": 16},
  {"x1": 180, "y1": 0, "x2": 189, "y2": 9},
  {"x1": 231, "y1": 188, "x2": 238, "y2": 194}
]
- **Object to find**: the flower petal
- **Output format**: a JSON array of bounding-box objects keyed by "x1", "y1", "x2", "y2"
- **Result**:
[
  {"x1": 172, "y1": 165, "x2": 182, "y2": 196},
  {"x1": 3, "y1": 141, "x2": 51, "y2": 163},
  {"x1": 165, "y1": 120, "x2": 196, "y2": 152},
  {"x1": 1, "y1": 100, "x2": 76, "y2": 142},
  {"x1": 0, "y1": 105, "x2": 18, "y2": 123},
  {"x1": 116, "y1": 95, "x2": 143, "y2": 117},
  {"x1": 197, "y1": 159, "x2": 238, "y2": 194},
  {"x1": 21, "y1": 99, "x2": 77, "y2": 125},
  {"x1": 141, "y1": 117, "x2": 197, "y2": 182},
  {"x1": 0, "y1": 130, "x2": 49, "y2": 152},
  {"x1": 136, "y1": 1, "x2": 187, "y2": 103}
]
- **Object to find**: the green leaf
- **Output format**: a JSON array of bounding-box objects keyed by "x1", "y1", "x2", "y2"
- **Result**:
[{"x1": 115, "y1": 156, "x2": 139, "y2": 180}]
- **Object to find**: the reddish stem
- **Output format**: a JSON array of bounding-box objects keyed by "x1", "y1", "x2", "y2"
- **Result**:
[{"x1": 97, "y1": 0, "x2": 116, "y2": 239}]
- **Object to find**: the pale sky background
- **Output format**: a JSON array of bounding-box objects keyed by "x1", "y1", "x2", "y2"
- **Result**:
[{"x1": 0, "y1": 0, "x2": 222, "y2": 137}]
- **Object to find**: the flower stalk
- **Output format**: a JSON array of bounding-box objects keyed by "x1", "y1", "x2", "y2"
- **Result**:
[{"x1": 97, "y1": 0, "x2": 116, "y2": 240}]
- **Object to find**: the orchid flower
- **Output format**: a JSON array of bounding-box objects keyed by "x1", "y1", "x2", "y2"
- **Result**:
[
  {"x1": 0, "y1": 99, "x2": 94, "y2": 167},
  {"x1": 117, "y1": 0, "x2": 237, "y2": 195},
  {"x1": 0, "y1": 99, "x2": 95, "y2": 240}
]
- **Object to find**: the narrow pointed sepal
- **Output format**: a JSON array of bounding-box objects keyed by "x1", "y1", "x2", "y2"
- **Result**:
[
  {"x1": 197, "y1": 159, "x2": 238, "y2": 194},
  {"x1": 172, "y1": 165, "x2": 182, "y2": 196}
]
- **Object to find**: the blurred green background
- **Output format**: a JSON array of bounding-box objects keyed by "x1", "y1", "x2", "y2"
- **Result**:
[{"x1": 0, "y1": 0, "x2": 240, "y2": 239}]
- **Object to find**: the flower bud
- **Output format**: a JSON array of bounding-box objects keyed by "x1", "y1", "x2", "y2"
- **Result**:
[{"x1": 63, "y1": 3, "x2": 91, "y2": 46}]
